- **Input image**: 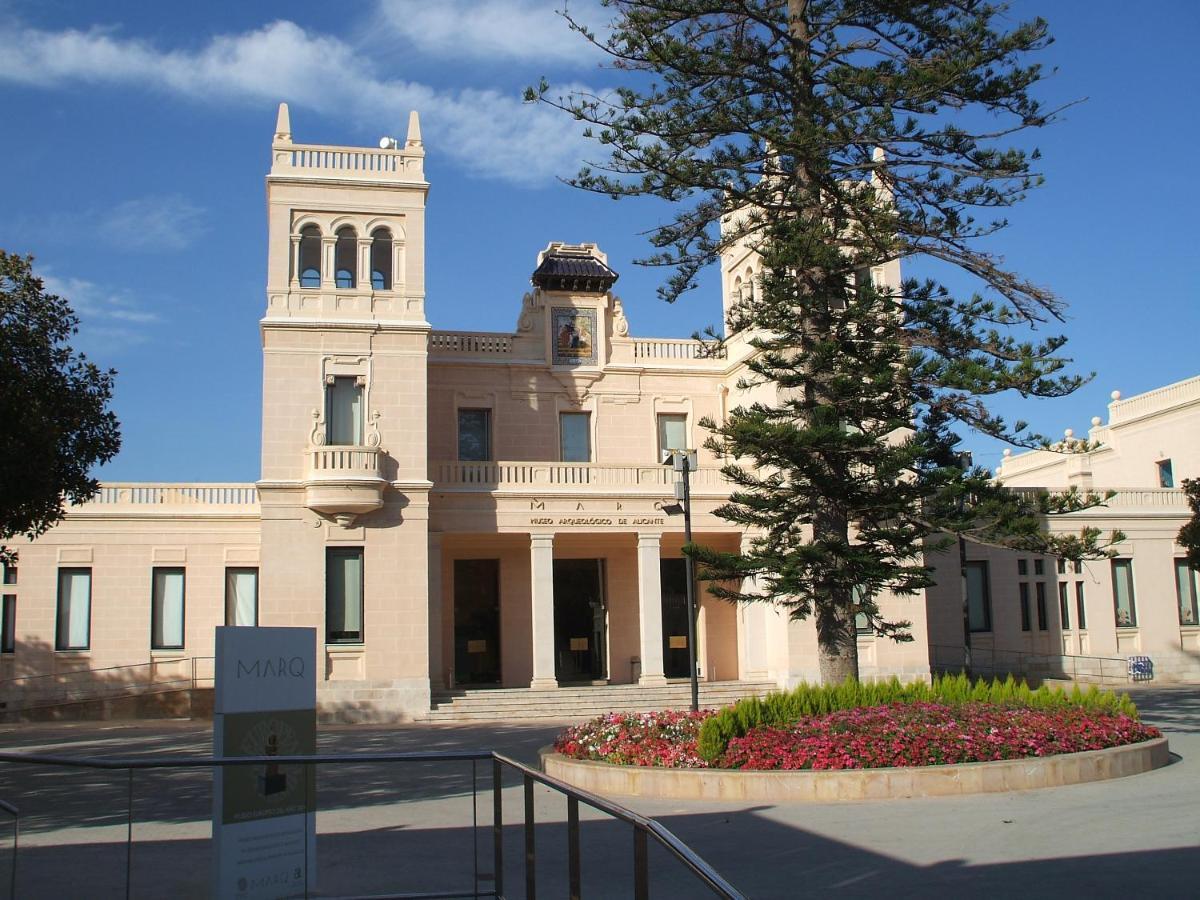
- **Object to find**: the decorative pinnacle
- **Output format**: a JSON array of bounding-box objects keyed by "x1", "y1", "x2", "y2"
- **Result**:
[
  {"x1": 405, "y1": 110, "x2": 423, "y2": 147},
  {"x1": 274, "y1": 102, "x2": 292, "y2": 144}
]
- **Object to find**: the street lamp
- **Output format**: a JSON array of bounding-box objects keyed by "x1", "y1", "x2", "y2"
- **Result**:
[
  {"x1": 957, "y1": 450, "x2": 973, "y2": 675},
  {"x1": 663, "y1": 449, "x2": 699, "y2": 712}
]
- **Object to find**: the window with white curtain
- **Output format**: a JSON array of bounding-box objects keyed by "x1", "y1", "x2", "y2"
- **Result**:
[
  {"x1": 151, "y1": 567, "x2": 185, "y2": 650},
  {"x1": 1112, "y1": 558, "x2": 1137, "y2": 627},
  {"x1": 56, "y1": 568, "x2": 91, "y2": 650},
  {"x1": 326, "y1": 376, "x2": 363, "y2": 445},
  {"x1": 327, "y1": 548, "x2": 364, "y2": 643},
  {"x1": 225, "y1": 568, "x2": 259, "y2": 627},
  {"x1": 657, "y1": 414, "x2": 688, "y2": 463}
]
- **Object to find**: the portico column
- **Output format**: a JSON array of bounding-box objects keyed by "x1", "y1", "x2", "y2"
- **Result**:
[
  {"x1": 636, "y1": 533, "x2": 668, "y2": 684},
  {"x1": 428, "y1": 532, "x2": 444, "y2": 690},
  {"x1": 738, "y1": 532, "x2": 772, "y2": 682},
  {"x1": 529, "y1": 534, "x2": 558, "y2": 689}
]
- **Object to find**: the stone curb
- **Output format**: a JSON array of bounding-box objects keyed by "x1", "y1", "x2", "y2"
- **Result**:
[{"x1": 540, "y1": 736, "x2": 1171, "y2": 802}]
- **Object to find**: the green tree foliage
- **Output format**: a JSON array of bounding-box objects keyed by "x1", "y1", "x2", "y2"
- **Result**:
[
  {"x1": 1180, "y1": 479, "x2": 1200, "y2": 569},
  {"x1": 0, "y1": 252, "x2": 121, "y2": 567},
  {"x1": 532, "y1": 1, "x2": 1121, "y2": 682}
]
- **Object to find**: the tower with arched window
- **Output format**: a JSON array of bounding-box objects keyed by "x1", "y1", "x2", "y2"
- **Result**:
[{"x1": 260, "y1": 103, "x2": 433, "y2": 715}]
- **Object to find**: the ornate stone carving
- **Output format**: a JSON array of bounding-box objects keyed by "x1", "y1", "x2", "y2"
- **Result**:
[
  {"x1": 310, "y1": 409, "x2": 326, "y2": 446},
  {"x1": 612, "y1": 297, "x2": 630, "y2": 337},
  {"x1": 366, "y1": 411, "x2": 382, "y2": 447},
  {"x1": 517, "y1": 291, "x2": 537, "y2": 332}
]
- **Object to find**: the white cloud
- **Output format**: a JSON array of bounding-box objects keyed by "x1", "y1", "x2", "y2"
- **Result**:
[
  {"x1": 373, "y1": 0, "x2": 606, "y2": 64},
  {"x1": 0, "y1": 18, "x2": 603, "y2": 185},
  {"x1": 100, "y1": 196, "x2": 208, "y2": 252},
  {"x1": 41, "y1": 272, "x2": 159, "y2": 355}
]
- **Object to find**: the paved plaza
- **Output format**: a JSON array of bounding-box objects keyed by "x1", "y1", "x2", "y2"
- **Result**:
[{"x1": 0, "y1": 686, "x2": 1195, "y2": 898}]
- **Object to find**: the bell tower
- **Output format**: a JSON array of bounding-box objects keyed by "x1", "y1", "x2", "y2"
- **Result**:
[{"x1": 258, "y1": 103, "x2": 433, "y2": 719}]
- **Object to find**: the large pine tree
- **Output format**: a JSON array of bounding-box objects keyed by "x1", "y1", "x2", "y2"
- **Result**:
[{"x1": 530, "y1": 0, "x2": 1119, "y2": 681}]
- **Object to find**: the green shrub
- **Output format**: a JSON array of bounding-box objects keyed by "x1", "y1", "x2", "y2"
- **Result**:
[{"x1": 696, "y1": 674, "x2": 1140, "y2": 762}]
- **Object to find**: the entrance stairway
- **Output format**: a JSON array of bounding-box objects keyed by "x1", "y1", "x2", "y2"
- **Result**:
[{"x1": 427, "y1": 679, "x2": 776, "y2": 722}]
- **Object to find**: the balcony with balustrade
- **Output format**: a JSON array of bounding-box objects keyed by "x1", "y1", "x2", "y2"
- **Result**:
[{"x1": 304, "y1": 446, "x2": 389, "y2": 523}]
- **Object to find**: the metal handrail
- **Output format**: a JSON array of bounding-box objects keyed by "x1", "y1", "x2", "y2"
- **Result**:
[
  {"x1": 0, "y1": 656, "x2": 214, "y2": 688},
  {"x1": 930, "y1": 643, "x2": 1131, "y2": 683},
  {"x1": 0, "y1": 796, "x2": 17, "y2": 900},
  {"x1": 0, "y1": 748, "x2": 745, "y2": 900}
]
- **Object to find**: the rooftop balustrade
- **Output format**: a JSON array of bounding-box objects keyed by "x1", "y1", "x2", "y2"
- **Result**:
[{"x1": 433, "y1": 461, "x2": 727, "y2": 493}]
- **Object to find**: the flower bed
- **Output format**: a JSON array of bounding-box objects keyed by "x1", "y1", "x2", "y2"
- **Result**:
[{"x1": 554, "y1": 702, "x2": 1160, "y2": 771}]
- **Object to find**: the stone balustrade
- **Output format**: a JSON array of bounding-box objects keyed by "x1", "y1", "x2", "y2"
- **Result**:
[
  {"x1": 433, "y1": 461, "x2": 726, "y2": 493},
  {"x1": 270, "y1": 142, "x2": 423, "y2": 182},
  {"x1": 429, "y1": 331, "x2": 513, "y2": 355},
  {"x1": 631, "y1": 338, "x2": 726, "y2": 362},
  {"x1": 81, "y1": 484, "x2": 259, "y2": 507}
]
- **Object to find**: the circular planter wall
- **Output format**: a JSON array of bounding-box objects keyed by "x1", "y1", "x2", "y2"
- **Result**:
[{"x1": 541, "y1": 737, "x2": 1170, "y2": 802}]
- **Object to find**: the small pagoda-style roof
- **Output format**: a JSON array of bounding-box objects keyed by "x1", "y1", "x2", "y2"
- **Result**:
[{"x1": 531, "y1": 242, "x2": 619, "y2": 293}]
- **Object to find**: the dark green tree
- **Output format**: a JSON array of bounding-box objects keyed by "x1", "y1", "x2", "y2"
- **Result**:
[
  {"x1": 0, "y1": 251, "x2": 121, "y2": 568},
  {"x1": 1179, "y1": 479, "x2": 1200, "y2": 570},
  {"x1": 531, "y1": 1, "x2": 1120, "y2": 682}
]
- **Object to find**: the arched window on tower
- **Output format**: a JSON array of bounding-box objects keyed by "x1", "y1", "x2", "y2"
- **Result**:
[
  {"x1": 370, "y1": 228, "x2": 392, "y2": 290},
  {"x1": 298, "y1": 225, "x2": 321, "y2": 288},
  {"x1": 335, "y1": 226, "x2": 357, "y2": 289}
]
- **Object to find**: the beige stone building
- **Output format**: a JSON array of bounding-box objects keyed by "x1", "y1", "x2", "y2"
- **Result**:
[{"x1": 0, "y1": 106, "x2": 1194, "y2": 721}]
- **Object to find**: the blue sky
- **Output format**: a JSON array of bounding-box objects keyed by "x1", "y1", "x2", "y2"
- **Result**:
[{"x1": 1, "y1": 1, "x2": 1197, "y2": 482}]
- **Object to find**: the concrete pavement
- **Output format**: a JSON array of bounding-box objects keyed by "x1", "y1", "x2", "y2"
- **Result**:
[{"x1": 0, "y1": 686, "x2": 1195, "y2": 898}]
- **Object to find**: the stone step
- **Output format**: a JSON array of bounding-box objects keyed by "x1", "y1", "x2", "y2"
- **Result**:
[{"x1": 426, "y1": 681, "x2": 775, "y2": 721}]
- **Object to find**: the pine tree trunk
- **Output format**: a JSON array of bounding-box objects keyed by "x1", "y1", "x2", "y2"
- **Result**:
[{"x1": 816, "y1": 605, "x2": 859, "y2": 684}]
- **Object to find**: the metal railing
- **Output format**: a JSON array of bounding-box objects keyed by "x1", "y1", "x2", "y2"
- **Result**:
[
  {"x1": 0, "y1": 748, "x2": 744, "y2": 900},
  {"x1": 0, "y1": 656, "x2": 214, "y2": 715},
  {"x1": 930, "y1": 644, "x2": 1131, "y2": 685}
]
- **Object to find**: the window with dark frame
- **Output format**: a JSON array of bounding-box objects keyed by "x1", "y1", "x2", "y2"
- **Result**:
[
  {"x1": 151, "y1": 567, "x2": 186, "y2": 650},
  {"x1": 1058, "y1": 582, "x2": 1071, "y2": 630},
  {"x1": 56, "y1": 568, "x2": 91, "y2": 651},
  {"x1": 325, "y1": 376, "x2": 364, "y2": 446},
  {"x1": 1, "y1": 565, "x2": 15, "y2": 585},
  {"x1": 965, "y1": 561, "x2": 991, "y2": 632},
  {"x1": 1157, "y1": 459, "x2": 1174, "y2": 488},
  {"x1": 657, "y1": 413, "x2": 688, "y2": 463},
  {"x1": 559, "y1": 412, "x2": 591, "y2": 462},
  {"x1": 1019, "y1": 583, "x2": 1031, "y2": 632},
  {"x1": 1033, "y1": 558, "x2": 1045, "y2": 576},
  {"x1": 326, "y1": 548, "x2": 364, "y2": 643},
  {"x1": 225, "y1": 568, "x2": 259, "y2": 627},
  {"x1": 457, "y1": 408, "x2": 491, "y2": 461},
  {"x1": 1075, "y1": 582, "x2": 1087, "y2": 630},
  {"x1": 1176, "y1": 560, "x2": 1199, "y2": 627},
  {"x1": 1112, "y1": 558, "x2": 1137, "y2": 627},
  {"x1": 1035, "y1": 582, "x2": 1048, "y2": 630},
  {"x1": 1, "y1": 595, "x2": 14, "y2": 653}
]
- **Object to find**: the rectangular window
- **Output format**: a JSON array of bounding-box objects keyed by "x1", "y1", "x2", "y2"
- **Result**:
[
  {"x1": 1112, "y1": 558, "x2": 1137, "y2": 627},
  {"x1": 326, "y1": 376, "x2": 364, "y2": 445},
  {"x1": 1157, "y1": 459, "x2": 1174, "y2": 488},
  {"x1": 559, "y1": 412, "x2": 591, "y2": 462},
  {"x1": 326, "y1": 548, "x2": 364, "y2": 643},
  {"x1": 225, "y1": 568, "x2": 259, "y2": 627},
  {"x1": 657, "y1": 414, "x2": 688, "y2": 463},
  {"x1": 852, "y1": 585, "x2": 871, "y2": 633},
  {"x1": 56, "y1": 568, "x2": 91, "y2": 650},
  {"x1": 1, "y1": 565, "x2": 15, "y2": 585},
  {"x1": 1176, "y1": 560, "x2": 1199, "y2": 626},
  {"x1": 1059, "y1": 582, "x2": 1071, "y2": 630},
  {"x1": 1033, "y1": 558, "x2": 1045, "y2": 576},
  {"x1": 1017, "y1": 559, "x2": 1028, "y2": 577},
  {"x1": 965, "y1": 561, "x2": 991, "y2": 632},
  {"x1": 1019, "y1": 583, "x2": 1031, "y2": 632},
  {"x1": 457, "y1": 409, "x2": 491, "y2": 461},
  {"x1": 1035, "y1": 582, "x2": 1048, "y2": 630},
  {"x1": 151, "y1": 568, "x2": 186, "y2": 650},
  {"x1": 1, "y1": 595, "x2": 14, "y2": 653},
  {"x1": 1073, "y1": 560, "x2": 1083, "y2": 575},
  {"x1": 1075, "y1": 582, "x2": 1087, "y2": 630},
  {"x1": 1056, "y1": 558, "x2": 1067, "y2": 575}
]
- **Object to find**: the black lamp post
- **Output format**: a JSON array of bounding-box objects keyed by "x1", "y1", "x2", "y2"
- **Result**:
[{"x1": 663, "y1": 450, "x2": 699, "y2": 712}]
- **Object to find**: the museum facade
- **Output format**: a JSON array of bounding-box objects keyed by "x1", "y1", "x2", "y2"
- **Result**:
[{"x1": 1, "y1": 106, "x2": 1194, "y2": 721}]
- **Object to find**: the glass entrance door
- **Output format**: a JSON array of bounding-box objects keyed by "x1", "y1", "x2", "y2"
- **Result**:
[
  {"x1": 454, "y1": 559, "x2": 501, "y2": 684},
  {"x1": 553, "y1": 559, "x2": 607, "y2": 682},
  {"x1": 660, "y1": 559, "x2": 691, "y2": 679}
]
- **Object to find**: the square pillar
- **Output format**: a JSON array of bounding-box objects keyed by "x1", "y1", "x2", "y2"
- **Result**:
[
  {"x1": 637, "y1": 533, "x2": 668, "y2": 684},
  {"x1": 428, "y1": 532, "x2": 445, "y2": 690},
  {"x1": 529, "y1": 534, "x2": 558, "y2": 689}
]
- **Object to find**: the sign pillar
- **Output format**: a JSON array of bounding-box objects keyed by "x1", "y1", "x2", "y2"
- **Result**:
[{"x1": 212, "y1": 626, "x2": 317, "y2": 899}]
